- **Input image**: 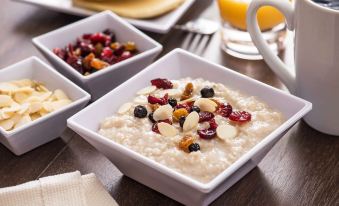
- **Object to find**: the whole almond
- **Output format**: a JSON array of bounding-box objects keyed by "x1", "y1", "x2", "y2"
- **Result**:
[
  {"x1": 183, "y1": 111, "x2": 199, "y2": 132},
  {"x1": 216, "y1": 124, "x2": 238, "y2": 140},
  {"x1": 158, "y1": 122, "x2": 178, "y2": 137},
  {"x1": 194, "y1": 98, "x2": 217, "y2": 113},
  {"x1": 153, "y1": 104, "x2": 173, "y2": 121}
]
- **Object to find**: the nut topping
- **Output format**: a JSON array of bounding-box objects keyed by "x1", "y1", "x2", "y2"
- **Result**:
[
  {"x1": 137, "y1": 86, "x2": 157, "y2": 95},
  {"x1": 117, "y1": 102, "x2": 133, "y2": 114},
  {"x1": 153, "y1": 104, "x2": 173, "y2": 121},
  {"x1": 216, "y1": 125, "x2": 238, "y2": 140},
  {"x1": 158, "y1": 122, "x2": 178, "y2": 137},
  {"x1": 193, "y1": 98, "x2": 218, "y2": 113},
  {"x1": 183, "y1": 111, "x2": 199, "y2": 132}
]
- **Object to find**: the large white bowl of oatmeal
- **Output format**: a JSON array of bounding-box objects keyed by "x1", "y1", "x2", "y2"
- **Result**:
[{"x1": 68, "y1": 49, "x2": 311, "y2": 206}]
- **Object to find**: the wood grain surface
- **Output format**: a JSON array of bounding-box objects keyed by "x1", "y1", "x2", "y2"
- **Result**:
[{"x1": 0, "y1": 0, "x2": 338, "y2": 205}]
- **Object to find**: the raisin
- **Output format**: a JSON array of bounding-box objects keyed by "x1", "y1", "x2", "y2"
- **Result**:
[{"x1": 180, "y1": 82, "x2": 194, "y2": 100}]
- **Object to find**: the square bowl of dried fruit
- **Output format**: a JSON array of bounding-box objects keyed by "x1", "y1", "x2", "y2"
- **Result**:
[
  {"x1": 67, "y1": 49, "x2": 312, "y2": 206},
  {"x1": 0, "y1": 57, "x2": 90, "y2": 156},
  {"x1": 33, "y1": 11, "x2": 162, "y2": 101}
]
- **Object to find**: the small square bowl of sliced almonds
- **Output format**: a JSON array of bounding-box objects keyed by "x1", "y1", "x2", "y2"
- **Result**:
[{"x1": 0, "y1": 57, "x2": 90, "y2": 155}]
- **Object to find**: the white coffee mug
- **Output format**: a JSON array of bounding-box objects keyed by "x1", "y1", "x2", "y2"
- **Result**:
[{"x1": 247, "y1": 0, "x2": 339, "y2": 136}]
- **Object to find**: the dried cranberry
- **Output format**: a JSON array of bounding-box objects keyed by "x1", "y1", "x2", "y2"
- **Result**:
[
  {"x1": 199, "y1": 112, "x2": 215, "y2": 123},
  {"x1": 152, "y1": 119, "x2": 172, "y2": 133},
  {"x1": 90, "y1": 32, "x2": 107, "y2": 44},
  {"x1": 79, "y1": 42, "x2": 94, "y2": 57},
  {"x1": 66, "y1": 56, "x2": 83, "y2": 74},
  {"x1": 113, "y1": 45, "x2": 125, "y2": 56},
  {"x1": 101, "y1": 47, "x2": 113, "y2": 58},
  {"x1": 102, "y1": 29, "x2": 116, "y2": 42},
  {"x1": 117, "y1": 51, "x2": 132, "y2": 62},
  {"x1": 198, "y1": 129, "x2": 216, "y2": 139},
  {"x1": 148, "y1": 93, "x2": 169, "y2": 105},
  {"x1": 53, "y1": 48, "x2": 66, "y2": 60},
  {"x1": 229, "y1": 111, "x2": 251, "y2": 123},
  {"x1": 208, "y1": 119, "x2": 218, "y2": 130},
  {"x1": 66, "y1": 44, "x2": 75, "y2": 56},
  {"x1": 217, "y1": 103, "x2": 233, "y2": 118},
  {"x1": 151, "y1": 78, "x2": 173, "y2": 89},
  {"x1": 82, "y1": 33, "x2": 92, "y2": 40}
]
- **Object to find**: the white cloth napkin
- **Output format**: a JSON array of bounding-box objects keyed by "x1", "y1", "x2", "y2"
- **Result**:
[{"x1": 0, "y1": 171, "x2": 118, "y2": 206}]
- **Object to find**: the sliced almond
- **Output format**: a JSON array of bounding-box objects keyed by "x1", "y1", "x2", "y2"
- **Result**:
[
  {"x1": 0, "y1": 118, "x2": 14, "y2": 131},
  {"x1": 137, "y1": 86, "x2": 157, "y2": 95},
  {"x1": 153, "y1": 104, "x2": 173, "y2": 121},
  {"x1": 13, "y1": 92, "x2": 29, "y2": 104},
  {"x1": 117, "y1": 102, "x2": 133, "y2": 114},
  {"x1": 51, "y1": 99, "x2": 72, "y2": 111},
  {"x1": 0, "y1": 83, "x2": 18, "y2": 93},
  {"x1": 30, "y1": 113, "x2": 41, "y2": 121},
  {"x1": 160, "y1": 89, "x2": 181, "y2": 97},
  {"x1": 39, "y1": 107, "x2": 50, "y2": 117},
  {"x1": 13, "y1": 87, "x2": 34, "y2": 94},
  {"x1": 39, "y1": 91, "x2": 52, "y2": 101},
  {"x1": 0, "y1": 106, "x2": 20, "y2": 120},
  {"x1": 14, "y1": 115, "x2": 32, "y2": 129},
  {"x1": 0, "y1": 110, "x2": 11, "y2": 120},
  {"x1": 24, "y1": 95, "x2": 42, "y2": 103},
  {"x1": 53, "y1": 89, "x2": 69, "y2": 100},
  {"x1": 29, "y1": 102, "x2": 43, "y2": 114},
  {"x1": 178, "y1": 96, "x2": 197, "y2": 104},
  {"x1": 216, "y1": 125, "x2": 238, "y2": 140},
  {"x1": 18, "y1": 103, "x2": 30, "y2": 115},
  {"x1": 183, "y1": 111, "x2": 199, "y2": 132},
  {"x1": 42, "y1": 101, "x2": 54, "y2": 112},
  {"x1": 158, "y1": 122, "x2": 178, "y2": 137},
  {"x1": 11, "y1": 79, "x2": 33, "y2": 87},
  {"x1": 0, "y1": 95, "x2": 12, "y2": 107},
  {"x1": 133, "y1": 96, "x2": 148, "y2": 104},
  {"x1": 194, "y1": 98, "x2": 218, "y2": 113},
  {"x1": 36, "y1": 84, "x2": 49, "y2": 93}
]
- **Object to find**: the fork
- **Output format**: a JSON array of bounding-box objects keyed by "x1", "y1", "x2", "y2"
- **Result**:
[{"x1": 174, "y1": 18, "x2": 219, "y2": 55}]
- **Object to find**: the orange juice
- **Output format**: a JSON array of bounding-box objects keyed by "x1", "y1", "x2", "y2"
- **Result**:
[{"x1": 218, "y1": 0, "x2": 285, "y2": 31}]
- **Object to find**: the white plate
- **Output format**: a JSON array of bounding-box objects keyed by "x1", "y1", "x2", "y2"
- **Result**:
[{"x1": 13, "y1": 0, "x2": 196, "y2": 33}]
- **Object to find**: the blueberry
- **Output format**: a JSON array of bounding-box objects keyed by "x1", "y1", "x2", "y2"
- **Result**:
[
  {"x1": 179, "y1": 116, "x2": 186, "y2": 128},
  {"x1": 134, "y1": 105, "x2": 147, "y2": 118},
  {"x1": 200, "y1": 87, "x2": 215, "y2": 98},
  {"x1": 148, "y1": 112, "x2": 156, "y2": 123},
  {"x1": 190, "y1": 106, "x2": 200, "y2": 113},
  {"x1": 188, "y1": 143, "x2": 200, "y2": 152},
  {"x1": 168, "y1": 98, "x2": 177, "y2": 107}
]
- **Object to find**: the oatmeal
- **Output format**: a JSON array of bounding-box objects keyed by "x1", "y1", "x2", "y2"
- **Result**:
[{"x1": 99, "y1": 78, "x2": 283, "y2": 183}]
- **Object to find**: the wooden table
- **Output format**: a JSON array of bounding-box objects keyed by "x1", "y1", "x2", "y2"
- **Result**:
[{"x1": 0, "y1": 0, "x2": 338, "y2": 205}]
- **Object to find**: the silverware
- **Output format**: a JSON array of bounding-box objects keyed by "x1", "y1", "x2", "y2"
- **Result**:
[
  {"x1": 174, "y1": 18, "x2": 219, "y2": 35},
  {"x1": 174, "y1": 19, "x2": 219, "y2": 55}
]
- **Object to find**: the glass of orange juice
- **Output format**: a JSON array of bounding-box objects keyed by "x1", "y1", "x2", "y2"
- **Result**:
[{"x1": 217, "y1": 0, "x2": 288, "y2": 60}]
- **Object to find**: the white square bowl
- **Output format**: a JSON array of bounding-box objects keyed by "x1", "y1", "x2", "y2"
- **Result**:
[
  {"x1": 0, "y1": 57, "x2": 90, "y2": 156},
  {"x1": 33, "y1": 11, "x2": 163, "y2": 100},
  {"x1": 67, "y1": 49, "x2": 311, "y2": 206}
]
